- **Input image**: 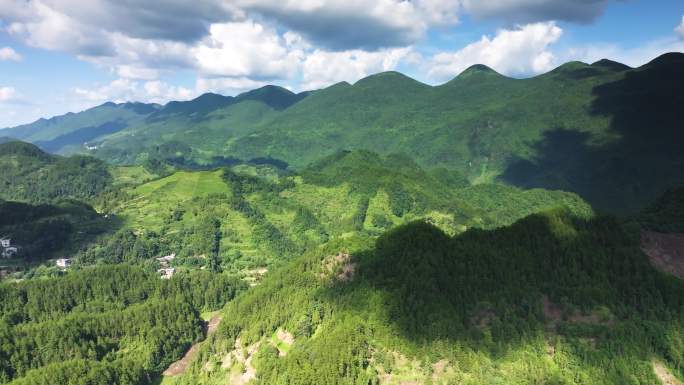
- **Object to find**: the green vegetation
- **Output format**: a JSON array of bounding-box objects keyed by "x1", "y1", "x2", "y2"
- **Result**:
[
  {"x1": 0, "y1": 200, "x2": 112, "y2": 263},
  {"x1": 3, "y1": 53, "x2": 682, "y2": 212},
  {"x1": 0, "y1": 141, "x2": 112, "y2": 203},
  {"x1": 0, "y1": 265, "x2": 246, "y2": 385},
  {"x1": 0, "y1": 54, "x2": 683, "y2": 385},
  {"x1": 639, "y1": 187, "x2": 684, "y2": 233},
  {"x1": 172, "y1": 208, "x2": 684, "y2": 385},
  {"x1": 76, "y1": 150, "x2": 590, "y2": 277}
]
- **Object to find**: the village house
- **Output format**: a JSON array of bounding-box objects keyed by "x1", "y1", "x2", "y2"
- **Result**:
[
  {"x1": 0, "y1": 238, "x2": 19, "y2": 258},
  {"x1": 156, "y1": 253, "x2": 176, "y2": 267},
  {"x1": 56, "y1": 258, "x2": 72, "y2": 269},
  {"x1": 158, "y1": 267, "x2": 175, "y2": 279}
]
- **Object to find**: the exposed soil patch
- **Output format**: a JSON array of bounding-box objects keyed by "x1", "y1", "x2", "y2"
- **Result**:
[
  {"x1": 542, "y1": 295, "x2": 563, "y2": 323},
  {"x1": 431, "y1": 359, "x2": 455, "y2": 383},
  {"x1": 653, "y1": 360, "x2": 684, "y2": 385},
  {"x1": 163, "y1": 314, "x2": 223, "y2": 376},
  {"x1": 642, "y1": 230, "x2": 684, "y2": 279},
  {"x1": 221, "y1": 337, "x2": 261, "y2": 385},
  {"x1": 320, "y1": 251, "x2": 357, "y2": 282},
  {"x1": 243, "y1": 267, "x2": 268, "y2": 287},
  {"x1": 274, "y1": 329, "x2": 294, "y2": 357},
  {"x1": 542, "y1": 295, "x2": 613, "y2": 327}
]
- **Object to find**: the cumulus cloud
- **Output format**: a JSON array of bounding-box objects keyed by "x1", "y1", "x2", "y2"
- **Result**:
[
  {"x1": 676, "y1": 16, "x2": 684, "y2": 39},
  {"x1": 238, "y1": 0, "x2": 459, "y2": 51},
  {"x1": 301, "y1": 47, "x2": 413, "y2": 89},
  {"x1": 463, "y1": 0, "x2": 612, "y2": 24},
  {"x1": 193, "y1": 20, "x2": 302, "y2": 79},
  {"x1": 427, "y1": 22, "x2": 563, "y2": 81},
  {"x1": 0, "y1": 47, "x2": 22, "y2": 61},
  {"x1": 1, "y1": 0, "x2": 238, "y2": 44}
]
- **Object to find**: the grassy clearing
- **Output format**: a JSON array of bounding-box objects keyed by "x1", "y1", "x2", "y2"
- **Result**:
[{"x1": 110, "y1": 165, "x2": 157, "y2": 186}]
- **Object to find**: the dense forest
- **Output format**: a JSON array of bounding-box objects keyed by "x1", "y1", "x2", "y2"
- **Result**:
[
  {"x1": 0, "y1": 265, "x2": 246, "y2": 384},
  {"x1": 0, "y1": 141, "x2": 112, "y2": 204},
  {"x1": 174, "y1": 205, "x2": 684, "y2": 385}
]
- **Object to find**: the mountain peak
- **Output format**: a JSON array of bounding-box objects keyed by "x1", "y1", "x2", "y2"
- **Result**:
[
  {"x1": 236, "y1": 84, "x2": 306, "y2": 110},
  {"x1": 644, "y1": 52, "x2": 684, "y2": 67},
  {"x1": 591, "y1": 58, "x2": 631, "y2": 71},
  {"x1": 458, "y1": 64, "x2": 499, "y2": 77},
  {"x1": 353, "y1": 71, "x2": 431, "y2": 93}
]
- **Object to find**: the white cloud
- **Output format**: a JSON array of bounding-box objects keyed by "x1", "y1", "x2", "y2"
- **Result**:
[
  {"x1": 72, "y1": 78, "x2": 195, "y2": 106},
  {"x1": 427, "y1": 22, "x2": 563, "y2": 81},
  {"x1": 193, "y1": 20, "x2": 302, "y2": 79},
  {"x1": 116, "y1": 65, "x2": 160, "y2": 80},
  {"x1": 0, "y1": 47, "x2": 22, "y2": 61},
  {"x1": 676, "y1": 16, "x2": 684, "y2": 39},
  {"x1": 301, "y1": 47, "x2": 412, "y2": 89},
  {"x1": 0, "y1": 87, "x2": 17, "y2": 102},
  {"x1": 143, "y1": 81, "x2": 195, "y2": 103},
  {"x1": 4, "y1": 1, "x2": 114, "y2": 56}
]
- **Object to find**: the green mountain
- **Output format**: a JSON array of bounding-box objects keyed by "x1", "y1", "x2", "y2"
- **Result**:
[
  {"x1": 0, "y1": 102, "x2": 159, "y2": 154},
  {"x1": 0, "y1": 141, "x2": 112, "y2": 204},
  {"x1": 3, "y1": 53, "x2": 682, "y2": 213},
  {"x1": 0, "y1": 200, "x2": 111, "y2": 264},
  {"x1": 69, "y1": 149, "x2": 589, "y2": 275},
  {"x1": 167, "y1": 202, "x2": 684, "y2": 385}
]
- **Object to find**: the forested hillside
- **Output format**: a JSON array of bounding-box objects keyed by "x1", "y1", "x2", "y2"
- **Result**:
[
  {"x1": 0, "y1": 141, "x2": 112, "y2": 203},
  {"x1": 0, "y1": 200, "x2": 111, "y2": 262},
  {"x1": 0, "y1": 53, "x2": 682, "y2": 385},
  {"x1": 78, "y1": 150, "x2": 590, "y2": 276},
  {"x1": 171, "y1": 206, "x2": 684, "y2": 385},
  {"x1": 0, "y1": 265, "x2": 245, "y2": 385},
  {"x1": 2, "y1": 54, "x2": 682, "y2": 212}
]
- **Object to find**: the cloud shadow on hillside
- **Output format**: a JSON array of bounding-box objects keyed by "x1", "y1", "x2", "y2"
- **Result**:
[{"x1": 501, "y1": 54, "x2": 684, "y2": 214}]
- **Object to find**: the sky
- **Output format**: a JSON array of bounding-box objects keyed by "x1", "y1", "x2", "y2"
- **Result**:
[{"x1": 0, "y1": 0, "x2": 682, "y2": 128}]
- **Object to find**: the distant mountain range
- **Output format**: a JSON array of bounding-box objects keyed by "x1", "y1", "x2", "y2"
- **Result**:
[{"x1": 2, "y1": 52, "x2": 683, "y2": 213}]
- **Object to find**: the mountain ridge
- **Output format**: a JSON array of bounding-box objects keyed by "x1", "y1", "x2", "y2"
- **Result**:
[{"x1": 4, "y1": 52, "x2": 681, "y2": 133}]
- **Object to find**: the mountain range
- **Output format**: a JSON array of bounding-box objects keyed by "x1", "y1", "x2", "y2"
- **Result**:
[
  {"x1": 2, "y1": 53, "x2": 684, "y2": 385},
  {"x1": 2, "y1": 53, "x2": 683, "y2": 214}
]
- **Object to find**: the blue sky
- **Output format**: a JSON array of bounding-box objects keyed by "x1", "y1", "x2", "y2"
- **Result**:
[{"x1": 0, "y1": 0, "x2": 682, "y2": 128}]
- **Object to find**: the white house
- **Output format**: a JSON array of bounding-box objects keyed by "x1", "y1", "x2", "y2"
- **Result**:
[
  {"x1": 1, "y1": 238, "x2": 17, "y2": 258},
  {"x1": 156, "y1": 253, "x2": 176, "y2": 267},
  {"x1": 56, "y1": 258, "x2": 72, "y2": 268},
  {"x1": 158, "y1": 267, "x2": 175, "y2": 279}
]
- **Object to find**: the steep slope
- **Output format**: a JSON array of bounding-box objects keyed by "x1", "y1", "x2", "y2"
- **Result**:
[
  {"x1": 172, "y1": 203, "x2": 684, "y2": 385},
  {"x1": 0, "y1": 141, "x2": 112, "y2": 203}
]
